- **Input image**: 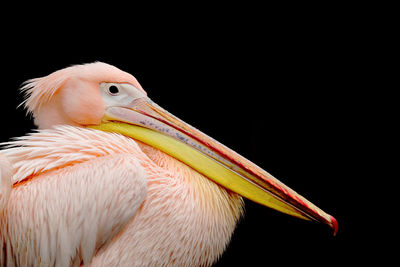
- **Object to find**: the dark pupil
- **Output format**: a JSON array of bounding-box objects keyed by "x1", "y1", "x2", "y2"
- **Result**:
[{"x1": 109, "y1": 85, "x2": 119, "y2": 94}]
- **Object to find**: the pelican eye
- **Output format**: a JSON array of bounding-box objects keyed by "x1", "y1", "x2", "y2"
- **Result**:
[{"x1": 108, "y1": 85, "x2": 120, "y2": 95}]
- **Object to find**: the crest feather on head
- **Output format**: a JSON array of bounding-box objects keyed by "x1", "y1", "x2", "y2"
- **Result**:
[{"x1": 19, "y1": 62, "x2": 144, "y2": 115}]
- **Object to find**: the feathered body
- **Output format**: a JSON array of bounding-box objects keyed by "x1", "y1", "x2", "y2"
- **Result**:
[
  {"x1": 1, "y1": 126, "x2": 243, "y2": 266},
  {"x1": 0, "y1": 62, "x2": 337, "y2": 266}
]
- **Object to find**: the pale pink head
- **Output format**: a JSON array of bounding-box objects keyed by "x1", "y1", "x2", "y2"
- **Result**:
[{"x1": 21, "y1": 62, "x2": 146, "y2": 128}]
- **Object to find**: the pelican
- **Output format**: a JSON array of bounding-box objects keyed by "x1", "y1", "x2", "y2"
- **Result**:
[{"x1": 0, "y1": 62, "x2": 337, "y2": 266}]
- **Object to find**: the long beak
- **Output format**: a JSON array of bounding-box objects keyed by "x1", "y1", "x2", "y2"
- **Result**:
[{"x1": 90, "y1": 97, "x2": 338, "y2": 235}]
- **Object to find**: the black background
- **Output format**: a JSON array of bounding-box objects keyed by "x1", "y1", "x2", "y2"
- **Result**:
[{"x1": 1, "y1": 5, "x2": 380, "y2": 266}]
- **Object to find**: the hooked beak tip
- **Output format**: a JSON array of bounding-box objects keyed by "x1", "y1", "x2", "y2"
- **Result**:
[{"x1": 330, "y1": 215, "x2": 339, "y2": 236}]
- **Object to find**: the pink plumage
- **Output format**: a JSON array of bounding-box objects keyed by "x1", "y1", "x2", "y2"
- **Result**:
[
  {"x1": 0, "y1": 63, "x2": 243, "y2": 266},
  {"x1": 0, "y1": 154, "x2": 11, "y2": 213},
  {"x1": 0, "y1": 62, "x2": 337, "y2": 266}
]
